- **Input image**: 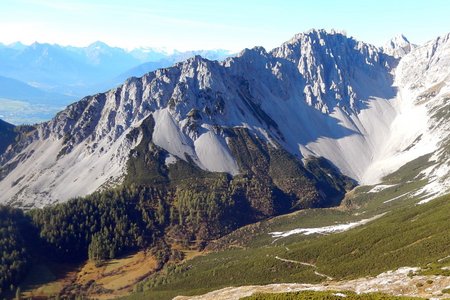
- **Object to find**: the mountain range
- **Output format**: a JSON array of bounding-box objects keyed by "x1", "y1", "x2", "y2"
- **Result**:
[
  {"x1": 1, "y1": 29, "x2": 449, "y2": 208},
  {"x1": 1, "y1": 29, "x2": 450, "y2": 299}
]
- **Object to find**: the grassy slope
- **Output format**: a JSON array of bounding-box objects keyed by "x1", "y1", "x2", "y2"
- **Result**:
[
  {"x1": 124, "y1": 155, "x2": 450, "y2": 300},
  {"x1": 126, "y1": 194, "x2": 450, "y2": 300},
  {"x1": 286, "y1": 193, "x2": 450, "y2": 279}
]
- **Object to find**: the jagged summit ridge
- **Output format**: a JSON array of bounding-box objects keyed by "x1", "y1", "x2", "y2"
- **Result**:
[
  {"x1": 271, "y1": 29, "x2": 394, "y2": 112},
  {"x1": 1, "y1": 30, "x2": 450, "y2": 207},
  {"x1": 382, "y1": 34, "x2": 415, "y2": 58}
]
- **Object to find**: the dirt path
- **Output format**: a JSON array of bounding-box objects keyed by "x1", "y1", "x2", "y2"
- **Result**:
[{"x1": 274, "y1": 256, "x2": 333, "y2": 280}]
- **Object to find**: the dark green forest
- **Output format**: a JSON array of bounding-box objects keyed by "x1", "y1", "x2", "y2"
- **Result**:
[{"x1": 0, "y1": 207, "x2": 31, "y2": 296}]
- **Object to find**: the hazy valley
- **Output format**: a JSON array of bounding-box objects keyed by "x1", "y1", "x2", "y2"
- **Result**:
[{"x1": 0, "y1": 42, "x2": 231, "y2": 124}]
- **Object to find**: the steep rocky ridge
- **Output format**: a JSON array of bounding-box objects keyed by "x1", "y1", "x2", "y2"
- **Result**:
[{"x1": 1, "y1": 29, "x2": 449, "y2": 207}]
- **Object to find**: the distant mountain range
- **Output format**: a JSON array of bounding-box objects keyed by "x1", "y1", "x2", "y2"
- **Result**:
[
  {"x1": 0, "y1": 75, "x2": 72, "y2": 104},
  {"x1": 0, "y1": 41, "x2": 232, "y2": 124},
  {"x1": 2, "y1": 29, "x2": 449, "y2": 209}
]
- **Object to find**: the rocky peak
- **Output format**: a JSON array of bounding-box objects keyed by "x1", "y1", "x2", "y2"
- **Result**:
[
  {"x1": 270, "y1": 29, "x2": 393, "y2": 112},
  {"x1": 382, "y1": 34, "x2": 414, "y2": 58},
  {"x1": 395, "y1": 32, "x2": 450, "y2": 91},
  {"x1": 87, "y1": 41, "x2": 111, "y2": 50}
]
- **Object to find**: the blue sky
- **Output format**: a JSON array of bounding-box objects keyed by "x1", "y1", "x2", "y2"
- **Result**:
[{"x1": 1, "y1": 0, "x2": 449, "y2": 51}]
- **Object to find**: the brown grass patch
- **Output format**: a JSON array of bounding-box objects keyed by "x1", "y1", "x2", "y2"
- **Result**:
[{"x1": 21, "y1": 251, "x2": 157, "y2": 299}]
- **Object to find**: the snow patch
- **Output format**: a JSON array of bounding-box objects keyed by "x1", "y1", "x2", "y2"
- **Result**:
[
  {"x1": 383, "y1": 192, "x2": 411, "y2": 204},
  {"x1": 417, "y1": 162, "x2": 450, "y2": 204},
  {"x1": 269, "y1": 213, "x2": 386, "y2": 239},
  {"x1": 368, "y1": 184, "x2": 397, "y2": 193},
  {"x1": 333, "y1": 293, "x2": 347, "y2": 297}
]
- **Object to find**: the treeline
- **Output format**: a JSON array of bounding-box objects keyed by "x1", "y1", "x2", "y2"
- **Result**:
[
  {"x1": 29, "y1": 176, "x2": 252, "y2": 262},
  {"x1": 29, "y1": 186, "x2": 166, "y2": 262}
]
